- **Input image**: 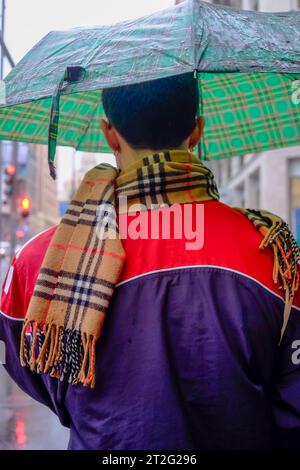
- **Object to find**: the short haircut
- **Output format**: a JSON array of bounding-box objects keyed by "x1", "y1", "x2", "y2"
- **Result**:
[{"x1": 102, "y1": 73, "x2": 199, "y2": 150}]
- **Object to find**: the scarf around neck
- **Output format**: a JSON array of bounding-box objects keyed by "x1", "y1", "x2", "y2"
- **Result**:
[{"x1": 20, "y1": 150, "x2": 300, "y2": 387}]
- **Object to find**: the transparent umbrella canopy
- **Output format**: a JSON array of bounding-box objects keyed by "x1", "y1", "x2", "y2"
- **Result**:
[{"x1": 0, "y1": 0, "x2": 299, "y2": 166}]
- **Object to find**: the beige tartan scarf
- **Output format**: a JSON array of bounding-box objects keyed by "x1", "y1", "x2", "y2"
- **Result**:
[{"x1": 20, "y1": 150, "x2": 300, "y2": 387}]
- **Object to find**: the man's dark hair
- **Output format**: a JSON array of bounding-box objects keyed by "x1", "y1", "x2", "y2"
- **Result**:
[{"x1": 102, "y1": 73, "x2": 199, "y2": 150}]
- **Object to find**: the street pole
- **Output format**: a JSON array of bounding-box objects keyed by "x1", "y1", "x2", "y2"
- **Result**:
[
  {"x1": 0, "y1": 0, "x2": 5, "y2": 78},
  {"x1": 0, "y1": 0, "x2": 16, "y2": 268},
  {"x1": 0, "y1": 0, "x2": 5, "y2": 282},
  {"x1": 10, "y1": 142, "x2": 18, "y2": 260}
]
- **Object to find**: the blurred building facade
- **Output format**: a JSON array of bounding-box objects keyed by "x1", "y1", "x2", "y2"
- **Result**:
[
  {"x1": 57, "y1": 151, "x2": 100, "y2": 217},
  {"x1": 175, "y1": 0, "x2": 300, "y2": 11},
  {"x1": 29, "y1": 143, "x2": 59, "y2": 233},
  {"x1": 0, "y1": 0, "x2": 58, "y2": 256},
  {"x1": 0, "y1": 141, "x2": 59, "y2": 246},
  {"x1": 176, "y1": 0, "x2": 300, "y2": 243},
  {"x1": 57, "y1": 151, "x2": 115, "y2": 217}
]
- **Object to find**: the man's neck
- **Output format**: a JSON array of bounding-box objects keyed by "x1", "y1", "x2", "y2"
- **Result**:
[{"x1": 117, "y1": 145, "x2": 189, "y2": 170}]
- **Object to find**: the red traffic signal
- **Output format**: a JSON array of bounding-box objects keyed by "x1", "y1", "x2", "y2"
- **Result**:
[
  {"x1": 5, "y1": 164, "x2": 16, "y2": 176},
  {"x1": 16, "y1": 229, "x2": 26, "y2": 239}
]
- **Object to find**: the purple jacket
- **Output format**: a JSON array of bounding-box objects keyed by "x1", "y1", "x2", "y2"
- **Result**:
[{"x1": 1, "y1": 201, "x2": 300, "y2": 449}]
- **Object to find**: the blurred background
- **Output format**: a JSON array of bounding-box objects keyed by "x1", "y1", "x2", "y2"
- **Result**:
[{"x1": 0, "y1": 0, "x2": 299, "y2": 450}]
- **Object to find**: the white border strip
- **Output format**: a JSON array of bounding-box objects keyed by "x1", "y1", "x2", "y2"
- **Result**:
[
  {"x1": 15, "y1": 226, "x2": 54, "y2": 259},
  {"x1": 0, "y1": 227, "x2": 55, "y2": 322},
  {"x1": 116, "y1": 264, "x2": 300, "y2": 312},
  {"x1": 1, "y1": 265, "x2": 299, "y2": 322},
  {"x1": 3, "y1": 266, "x2": 14, "y2": 295},
  {"x1": 0, "y1": 309, "x2": 24, "y2": 322}
]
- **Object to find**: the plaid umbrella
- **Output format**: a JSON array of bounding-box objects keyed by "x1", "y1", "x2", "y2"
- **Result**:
[{"x1": 0, "y1": 0, "x2": 299, "y2": 167}]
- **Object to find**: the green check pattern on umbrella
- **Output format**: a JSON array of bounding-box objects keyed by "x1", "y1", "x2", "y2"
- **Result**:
[
  {"x1": 199, "y1": 72, "x2": 300, "y2": 159},
  {"x1": 0, "y1": 0, "x2": 299, "y2": 161},
  {"x1": 0, "y1": 71, "x2": 299, "y2": 161}
]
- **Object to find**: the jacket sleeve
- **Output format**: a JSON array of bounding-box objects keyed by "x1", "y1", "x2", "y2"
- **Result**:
[
  {"x1": 273, "y1": 300, "x2": 300, "y2": 449},
  {"x1": 0, "y1": 251, "x2": 71, "y2": 428}
]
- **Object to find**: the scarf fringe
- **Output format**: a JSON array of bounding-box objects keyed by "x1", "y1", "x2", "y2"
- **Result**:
[
  {"x1": 20, "y1": 321, "x2": 96, "y2": 388},
  {"x1": 20, "y1": 157, "x2": 300, "y2": 387},
  {"x1": 259, "y1": 224, "x2": 300, "y2": 303},
  {"x1": 235, "y1": 207, "x2": 300, "y2": 342},
  {"x1": 257, "y1": 218, "x2": 300, "y2": 343}
]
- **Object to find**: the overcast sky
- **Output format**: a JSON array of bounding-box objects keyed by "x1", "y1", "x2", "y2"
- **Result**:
[
  {"x1": 3, "y1": 0, "x2": 175, "y2": 195},
  {"x1": 5, "y1": 0, "x2": 175, "y2": 63}
]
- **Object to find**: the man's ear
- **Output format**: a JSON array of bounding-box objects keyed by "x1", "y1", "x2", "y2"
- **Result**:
[
  {"x1": 188, "y1": 116, "x2": 205, "y2": 149},
  {"x1": 100, "y1": 119, "x2": 121, "y2": 153}
]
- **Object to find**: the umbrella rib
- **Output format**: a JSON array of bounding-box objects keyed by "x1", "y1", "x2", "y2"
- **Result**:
[
  {"x1": 76, "y1": 92, "x2": 103, "y2": 150},
  {"x1": 149, "y1": 46, "x2": 193, "y2": 69}
]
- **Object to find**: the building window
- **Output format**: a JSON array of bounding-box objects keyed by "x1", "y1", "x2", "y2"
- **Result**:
[
  {"x1": 212, "y1": 0, "x2": 242, "y2": 7},
  {"x1": 229, "y1": 155, "x2": 244, "y2": 177},
  {"x1": 220, "y1": 159, "x2": 230, "y2": 186},
  {"x1": 289, "y1": 159, "x2": 300, "y2": 244},
  {"x1": 249, "y1": 170, "x2": 260, "y2": 209},
  {"x1": 235, "y1": 183, "x2": 245, "y2": 208},
  {"x1": 212, "y1": 0, "x2": 259, "y2": 10},
  {"x1": 250, "y1": 0, "x2": 259, "y2": 10}
]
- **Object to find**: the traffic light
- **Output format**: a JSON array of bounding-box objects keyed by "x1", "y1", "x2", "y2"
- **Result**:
[
  {"x1": 3, "y1": 164, "x2": 16, "y2": 201},
  {"x1": 19, "y1": 196, "x2": 31, "y2": 218},
  {"x1": 6, "y1": 164, "x2": 16, "y2": 177}
]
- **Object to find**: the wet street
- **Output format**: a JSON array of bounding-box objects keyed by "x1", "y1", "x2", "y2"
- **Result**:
[
  {"x1": 0, "y1": 367, "x2": 69, "y2": 450},
  {"x1": 0, "y1": 258, "x2": 69, "y2": 450}
]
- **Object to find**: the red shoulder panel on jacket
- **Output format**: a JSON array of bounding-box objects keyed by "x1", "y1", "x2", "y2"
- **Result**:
[
  {"x1": 0, "y1": 226, "x2": 56, "y2": 319},
  {"x1": 1, "y1": 201, "x2": 299, "y2": 320}
]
